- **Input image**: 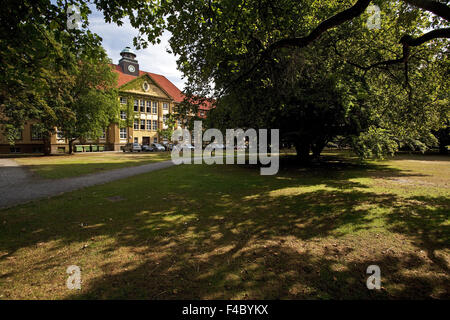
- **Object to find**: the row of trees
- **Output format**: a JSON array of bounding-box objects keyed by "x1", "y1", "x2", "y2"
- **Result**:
[{"x1": 1, "y1": 1, "x2": 448, "y2": 159}]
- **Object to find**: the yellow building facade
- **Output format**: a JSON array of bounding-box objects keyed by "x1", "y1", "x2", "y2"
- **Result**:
[{"x1": 0, "y1": 47, "x2": 182, "y2": 154}]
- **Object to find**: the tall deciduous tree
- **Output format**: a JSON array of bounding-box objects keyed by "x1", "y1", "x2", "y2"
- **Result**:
[
  {"x1": 57, "y1": 50, "x2": 119, "y2": 154},
  {"x1": 157, "y1": 0, "x2": 448, "y2": 159}
]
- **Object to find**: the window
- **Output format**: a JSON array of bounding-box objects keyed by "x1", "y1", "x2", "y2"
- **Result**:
[
  {"x1": 134, "y1": 137, "x2": 138, "y2": 143},
  {"x1": 31, "y1": 125, "x2": 43, "y2": 140},
  {"x1": 163, "y1": 103, "x2": 168, "y2": 110},
  {"x1": 146, "y1": 101, "x2": 151, "y2": 113},
  {"x1": 152, "y1": 101, "x2": 158, "y2": 114},
  {"x1": 140, "y1": 100, "x2": 145, "y2": 112},
  {"x1": 163, "y1": 115, "x2": 168, "y2": 124},
  {"x1": 100, "y1": 130, "x2": 106, "y2": 139},
  {"x1": 120, "y1": 110, "x2": 127, "y2": 120},
  {"x1": 147, "y1": 120, "x2": 151, "y2": 131},
  {"x1": 134, "y1": 119, "x2": 139, "y2": 130},
  {"x1": 140, "y1": 120, "x2": 145, "y2": 130},
  {"x1": 152, "y1": 120, "x2": 158, "y2": 131},
  {"x1": 120, "y1": 97, "x2": 127, "y2": 104},
  {"x1": 10, "y1": 147, "x2": 21, "y2": 153},
  {"x1": 134, "y1": 99, "x2": 139, "y2": 112},
  {"x1": 153, "y1": 137, "x2": 157, "y2": 143},
  {"x1": 57, "y1": 129, "x2": 64, "y2": 140},
  {"x1": 120, "y1": 128, "x2": 127, "y2": 139}
]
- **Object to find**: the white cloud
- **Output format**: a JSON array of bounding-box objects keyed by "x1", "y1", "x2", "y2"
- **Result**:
[{"x1": 88, "y1": 10, "x2": 185, "y2": 90}]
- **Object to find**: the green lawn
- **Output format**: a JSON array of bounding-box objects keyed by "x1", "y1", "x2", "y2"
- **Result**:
[
  {"x1": 14, "y1": 152, "x2": 172, "y2": 179},
  {"x1": 0, "y1": 153, "x2": 448, "y2": 299}
]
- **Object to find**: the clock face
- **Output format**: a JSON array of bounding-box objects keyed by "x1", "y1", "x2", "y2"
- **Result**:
[{"x1": 128, "y1": 65, "x2": 135, "y2": 73}]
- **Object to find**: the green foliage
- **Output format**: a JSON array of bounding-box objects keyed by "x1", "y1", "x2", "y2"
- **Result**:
[
  {"x1": 56, "y1": 50, "x2": 119, "y2": 151},
  {"x1": 119, "y1": 97, "x2": 136, "y2": 129},
  {"x1": 0, "y1": 0, "x2": 158, "y2": 151},
  {"x1": 1, "y1": 0, "x2": 448, "y2": 159},
  {"x1": 157, "y1": 113, "x2": 177, "y2": 142},
  {"x1": 125, "y1": 0, "x2": 449, "y2": 160},
  {"x1": 352, "y1": 127, "x2": 398, "y2": 159}
]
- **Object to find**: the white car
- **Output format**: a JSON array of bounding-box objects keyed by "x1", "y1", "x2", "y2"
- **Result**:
[
  {"x1": 173, "y1": 143, "x2": 195, "y2": 151},
  {"x1": 208, "y1": 143, "x2": 225, "y2": 149},
  {"x1": 151, "y1": 143, "x2": 166, "y2": 151}
]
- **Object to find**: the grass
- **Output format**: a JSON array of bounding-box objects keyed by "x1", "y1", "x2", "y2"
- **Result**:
[
  {"x1": 13, "y1": 152, "x2": 172, "y2": 179},
  {"x1": 0, "y1": 152, "x2": 448, "y2": 299}
]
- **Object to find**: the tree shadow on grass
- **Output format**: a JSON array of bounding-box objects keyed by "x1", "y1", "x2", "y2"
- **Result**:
[{"x1": 0, "y1": 156, "x2": 448, "y2": 299}]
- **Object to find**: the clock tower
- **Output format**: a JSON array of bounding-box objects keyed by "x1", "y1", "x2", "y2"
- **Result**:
[{"x1": 119, "y1": 46, "x2": 139, "y2": 76}]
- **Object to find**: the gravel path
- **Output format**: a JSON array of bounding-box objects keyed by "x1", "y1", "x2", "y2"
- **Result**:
[{"x1": 0, "y1": 158, "x2": 176, "y2": 209}]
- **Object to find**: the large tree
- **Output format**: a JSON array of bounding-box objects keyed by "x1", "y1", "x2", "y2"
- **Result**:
[
  {"x1": 203, "y1": 1, "x2": 449, "y2": 160},
  {"x1": 132, "y1": 0, "x2": 449, "y2": 159},
  {"x1": 57, "y1": 50, "x2": 119, "y2": 154},
  {"x1": 207, "y1": 40, "x2": 369, "y2": 162}
]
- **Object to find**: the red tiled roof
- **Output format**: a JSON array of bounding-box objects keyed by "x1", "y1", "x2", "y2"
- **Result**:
[
  {"x1": 112, "y1": 64, "x2": 214, "y2": 115},
  {"x1": 112, "y1": 64, "x2": 185, "y2": 103}
]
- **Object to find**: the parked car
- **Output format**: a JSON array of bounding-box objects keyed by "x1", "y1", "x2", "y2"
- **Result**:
[
  {"x1": 173, "y1": 143, "x2": 195, "y2": 151},
  {"x1": 141, "y1": 144, "x2": 155, "y2": 152},
  {"x1": 151, "y1": 143, "x2": 166, "y2": 151},
  {"x1": 162, "y1": 142, "x2": 174, "y2": 151},
  {"x1": 182, "y1": 143, "x2": 195, "y2": 150},
  {"x1": 208, "y1": 143, "x2": 225, "y2": 149},
  {"x1": 123, "y1": 143, "x2": 142, "y2": 152},
  {"x1": 235, "y1": 144, "x2": 248, "y2": 151}
]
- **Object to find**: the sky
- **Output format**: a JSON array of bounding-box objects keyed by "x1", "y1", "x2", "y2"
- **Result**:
[{"x1": 87, "y1": 7, "x2": 185, "y2": 90}]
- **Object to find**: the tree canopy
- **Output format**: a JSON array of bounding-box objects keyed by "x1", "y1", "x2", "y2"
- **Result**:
[
  {"x1": 57, "y1": 52, "x2": 119, "y2": 154},
  {"x1": 1, "y1": 0, "x2": 448, "y2": 157}
]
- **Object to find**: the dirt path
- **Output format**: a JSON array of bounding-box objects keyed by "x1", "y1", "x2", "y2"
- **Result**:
[{"x1": 0, "y1": 158, "x2": 176, "y2": 209}]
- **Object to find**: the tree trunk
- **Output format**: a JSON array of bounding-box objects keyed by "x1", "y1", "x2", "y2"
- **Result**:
[
  {"x1": 294, "y1": 142, "x2": 311, "y2": 164},
  {"x1": 68, "y1": 140, "x2": 74, "y2": 155},
  {"x1": 311, "y1": 140, "x2": 326, "y2": 160},
  {"x1": 439, "y1": 142, "x2": 448, "y2": 155},
  {"x1": 436, "y1": 126, "x2": 449, "y2": 155},
  {"x1": 42, "y1": 134, "x2": 51, "y2": 156}
]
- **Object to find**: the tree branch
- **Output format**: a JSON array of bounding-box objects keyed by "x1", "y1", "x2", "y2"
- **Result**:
[
  {"x1": 266, "y1": 0, "x2": 372, "y2": 51},
  {"x1": 401, "y1": 27, "x2": 450, "y2": 47},
  {"x1": 404, "y1": 0, "x2": 450, "y2": 22}
]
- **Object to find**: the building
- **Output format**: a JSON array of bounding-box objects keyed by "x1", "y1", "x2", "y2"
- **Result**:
[
  {"x1": 0, "y1": 47, "x2": 212, "y2": 154},
  {"x1": 109, "y1": 46, "x2": 184, "y2": 150}
]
